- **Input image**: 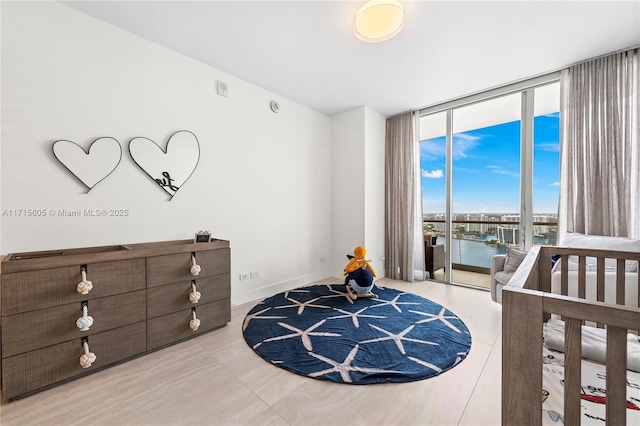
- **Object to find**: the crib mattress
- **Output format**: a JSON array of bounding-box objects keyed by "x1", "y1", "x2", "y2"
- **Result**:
[{"x1": 542, "y1": 346, "x2": 640, "y2": 425}]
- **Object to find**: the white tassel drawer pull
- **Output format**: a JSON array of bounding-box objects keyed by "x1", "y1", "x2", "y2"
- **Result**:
[
  {"x1": 76, "y1": 303, "x2": 94, "y2": 331},
  {"x1": 79, "y1": 341, "x2": 97, "y2": 368},
  {"x1": 189, "y1": 282, "x2": 201, "y2": 304},
  {"x1": 190, "y1": 254, "x2": 201, "y2": 276},
  {"x1": 189, "y1": 309, "x2": 201, "y2": 331},
  {"x1": 76, "y1": 268, "x2": 93, "y2": 295}
]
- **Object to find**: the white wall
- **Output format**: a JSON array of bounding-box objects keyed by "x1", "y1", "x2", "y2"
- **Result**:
[
  {"x1": 0, "y1": 1, "x2": 333, "y2": 305},
  {"x1": 330, "y1": 107, "x2": 366, "y2": 276},
  {"x1": 363, "y1": 106, "x2": 386, "y2": 278},
  {"x1": 330, "y1": 106, "x2": 386, "y2": 279}
]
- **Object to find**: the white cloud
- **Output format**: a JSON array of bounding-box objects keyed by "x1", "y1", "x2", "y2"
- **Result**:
[
  {"x1": 421, "y1": 133, "x2": 484, "y2": 161},
  {"x1": 488, "y1": 165, "x2": 519, "y2": 178},
  {"x1": 537, "y1": 142, "x2": 560, "y2": 152},
  {"x1": 552, "y1": 181, "x2": 560, "y2": 186},
  {"x1": 422, "y1": 169, "x2": 443, "y2": 178},
  {"x1": 420, "y1": 138, "x2": 446, "y2": 161},
  {"x1": 452, "y1": 133, "x2": 482, "y2": 159}
]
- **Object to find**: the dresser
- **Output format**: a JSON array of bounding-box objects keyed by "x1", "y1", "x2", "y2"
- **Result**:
[{"x1": 0, "y1": 239, "x2": 231, "y2": 400}]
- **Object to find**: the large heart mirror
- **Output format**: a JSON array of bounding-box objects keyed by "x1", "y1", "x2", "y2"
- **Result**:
[{"x1": 128, "y1": 130, "x2": 200, "y2": 200}]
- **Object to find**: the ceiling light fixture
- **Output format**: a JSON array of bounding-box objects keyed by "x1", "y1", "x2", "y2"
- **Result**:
[{"x1": 354, "y1": 0, "x2": 406, "y2": 43}]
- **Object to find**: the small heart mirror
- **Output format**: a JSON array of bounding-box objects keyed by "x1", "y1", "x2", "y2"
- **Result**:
[{"x1": 52, "y1": 137, "x2": 123, "y2": 193}]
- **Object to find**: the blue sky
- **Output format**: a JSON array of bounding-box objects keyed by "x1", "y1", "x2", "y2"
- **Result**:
[{"x1": 420, "y1": 112, "x2": 560, "y2": 214}]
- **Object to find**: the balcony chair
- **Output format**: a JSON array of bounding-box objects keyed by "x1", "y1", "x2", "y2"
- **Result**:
[{"x1": 490, "y1": 248, "x2": 527, "y2": 304}]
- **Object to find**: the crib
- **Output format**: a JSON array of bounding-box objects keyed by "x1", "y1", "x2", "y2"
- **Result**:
[{"x1": 501, "y1": 245, "x2": 640, "y2": 425}]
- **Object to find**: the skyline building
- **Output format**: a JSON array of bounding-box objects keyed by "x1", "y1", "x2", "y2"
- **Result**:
[{"x1": 497, "y1": 227, "x2": 519, "y2": 245}]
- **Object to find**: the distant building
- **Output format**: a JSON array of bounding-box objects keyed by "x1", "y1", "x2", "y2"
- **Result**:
[
  {"x1": 463, "y1": 214, "x2": 493, "y2": 233},
  {"x1": 424, "y1": 213, "x2": 556, "y2": 244},
  {"x1": 500, "y1": 214, "x2": 519, "y2": 230},
  {"x1": 497, "y1": 227, "x2": 519, "y2": 245},
  {"x1": 424, "y1": 213, "x2": 455, "y2": 232},
  {"x1": 533, "y1": 215, "x2": 556, "y2": 234}
]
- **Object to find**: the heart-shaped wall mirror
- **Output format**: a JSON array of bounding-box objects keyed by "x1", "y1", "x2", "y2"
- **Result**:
[
  {"x1": 128, "y1": 130, "x2": 200, "y2": 200},
  {"x1": 52, "y1": 137, "x2": 122, "y2": 193}
]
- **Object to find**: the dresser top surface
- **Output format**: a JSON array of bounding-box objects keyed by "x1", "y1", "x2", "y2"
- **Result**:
[{"x1": 1, "y1": 239, "x2": 230, "y2": 274}]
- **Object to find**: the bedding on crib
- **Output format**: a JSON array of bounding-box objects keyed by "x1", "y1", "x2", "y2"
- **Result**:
[{"x1": 541, "y1": 332, "x2": 640, "y2": 425}]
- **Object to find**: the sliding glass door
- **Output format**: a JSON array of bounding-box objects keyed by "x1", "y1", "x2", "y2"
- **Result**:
[{"x1": 420, "y1": 80, "x2": 560, "y2": 288}]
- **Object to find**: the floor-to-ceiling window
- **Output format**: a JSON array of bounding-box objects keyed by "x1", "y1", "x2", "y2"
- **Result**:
[{"x1": 419, "y1": 77, "x2": 560, "y2": 288}]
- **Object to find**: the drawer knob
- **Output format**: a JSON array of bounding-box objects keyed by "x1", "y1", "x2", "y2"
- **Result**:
[
  {"x1": 189, "y1": 309, "x2": 201, "y2": 331},
  {"x1": 79, "y1": 341, "x2": 97, "y2": 368},
  {"x1": 189, "y1": 282, "x2": 201, "y2": 304},
  {"x1": 76, "y1": 304, "x2": 94, "y2": 331},
  {"x1": 190, "y1": 255, "x2": 201, "y2": 276},
  {"x1": 76, "y1": 269, "x2": 93, "y2": 295}
]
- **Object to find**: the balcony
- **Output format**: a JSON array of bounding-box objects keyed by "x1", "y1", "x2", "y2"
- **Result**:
[
  {"x1": 430, "y1": 269, "x2": 491, "y2": 289},
  {"x1": 423, "y1": 217, "x2": 557, "y2": 289}
]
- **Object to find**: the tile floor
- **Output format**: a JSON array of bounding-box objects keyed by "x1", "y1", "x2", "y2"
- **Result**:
[
  {"x1": 431, "y1": 269, "x2": 492, "y2": 290},
  {"x1": 0, "y1": 277, "x2": 503, "y2": 426}
]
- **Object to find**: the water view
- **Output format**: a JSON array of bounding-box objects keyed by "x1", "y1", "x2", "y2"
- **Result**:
[
  {"x1": 425, "y1": 211, "x2": 557, "y2": 268},
  {"x1": 434, "y1": 233, "x2": 550, "y2": 268}
]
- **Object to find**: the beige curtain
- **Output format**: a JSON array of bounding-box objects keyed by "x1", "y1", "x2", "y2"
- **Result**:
[
  {"x1": 385, "y1": 111, "x2": 424, "y2": 281},
  {"x1": 559, "y1": 48, "x2": 639, "y2": 238}
]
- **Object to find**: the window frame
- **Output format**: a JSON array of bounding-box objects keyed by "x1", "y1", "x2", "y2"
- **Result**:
[{"x1": 419, "y1": 72, "x2": 560, "y2": 282}]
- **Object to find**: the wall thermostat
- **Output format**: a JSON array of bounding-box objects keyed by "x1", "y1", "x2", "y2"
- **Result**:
[{"x1": 270, "y1": 100, "x2": 279, "y2": 113}]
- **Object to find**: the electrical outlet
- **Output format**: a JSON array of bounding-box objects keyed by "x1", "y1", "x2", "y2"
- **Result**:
[
  {"x1": 250, "y1": 271, "x2": 259, "y2": 278},
  {"x1": 239, "y1": 272, "x2": 249, "y2": 281}
]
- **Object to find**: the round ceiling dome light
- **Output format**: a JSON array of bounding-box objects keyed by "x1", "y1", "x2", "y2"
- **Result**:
[{"x1": 354, "y1": 0, "x2": 405, "y2": 43}]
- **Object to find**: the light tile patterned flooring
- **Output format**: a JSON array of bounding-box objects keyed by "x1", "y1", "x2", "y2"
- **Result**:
[{"x1": 0, "y1": 277, "x2": 502, "y2": 425}]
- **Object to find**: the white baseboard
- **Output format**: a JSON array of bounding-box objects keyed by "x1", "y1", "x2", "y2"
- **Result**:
[{"x1": 231, "y1": 272, "x2": 335, "y2": 306}]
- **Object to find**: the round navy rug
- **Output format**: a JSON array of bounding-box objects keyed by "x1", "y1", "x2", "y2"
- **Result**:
[{"x1": 242, "y1": 283, "x2": 472, "y2": 384}]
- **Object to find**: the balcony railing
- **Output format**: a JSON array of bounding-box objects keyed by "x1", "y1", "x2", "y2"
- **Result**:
[{"x1": 423, "y1": 218, "x2": 558, "y2": 273}]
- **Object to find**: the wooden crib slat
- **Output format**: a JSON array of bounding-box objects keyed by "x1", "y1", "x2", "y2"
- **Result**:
[
  {"x1": 596, "y1": 258, "x2": 605, "y2": 328},
  {"x1": 578, "y1": 256, "x2": 586, "y2": 299},
  {"x1": 538, "y1": 249, "x2": 551, "y2": 293},
  {"x1": 561, "y1": 255, "x2": 568, "y2": 296},
  {"x1": 606, "y1": 326, "x2": 627, "y2": 425},
  {"x1": 616, "y1": 258, "x2": 625, "y2": 306},
  {"x1": 564, "y1": 318, "x2": 582, "y2": 425},
  {"x1": 596, "y1": 258, "x2": 605, "y2": 302},
  {"x1": 502, "y1": 288, "x2": 543, "y2": 426}
]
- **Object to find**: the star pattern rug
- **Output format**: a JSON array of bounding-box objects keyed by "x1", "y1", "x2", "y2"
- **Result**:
[{"x1": 242, "y1": 283, "x2": 472, "y2": 384}]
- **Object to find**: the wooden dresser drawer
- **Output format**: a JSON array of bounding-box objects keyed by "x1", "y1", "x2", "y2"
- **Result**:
[
  {"x1": 146, "y1": 248, "x2": 230, "y2": 287},
  {"x1": 0, "y1": 239, "x2": 230, "y2": 401},
  {"x1": 146, "y1": 274, "x2": 231, "y2": 319},
  {"x1": 1, "y1": 321, "x2": 146, "y2": 400},
  {"x1": 147, "y1": 299, "x2": 230, "y2": 350},
  {"x1": 2, "y1": 290, "x2": 146, "y2": 358},
  {"x1": 1, "y1": 258, "x2": 146, "y2": 315}
]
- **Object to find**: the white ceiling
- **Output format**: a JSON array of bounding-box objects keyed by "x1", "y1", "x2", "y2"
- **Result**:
[{"x1": 61, "y1": 1, "x2": 640, "y2": 117}]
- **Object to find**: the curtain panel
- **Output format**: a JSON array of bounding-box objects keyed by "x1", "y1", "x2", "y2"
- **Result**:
[
  {"x1": 559, "y1": 48, "x2": 639, "y2": 238},
  {"x1": 385, "y1": 111, "x2": 424, "y2": 281}
]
